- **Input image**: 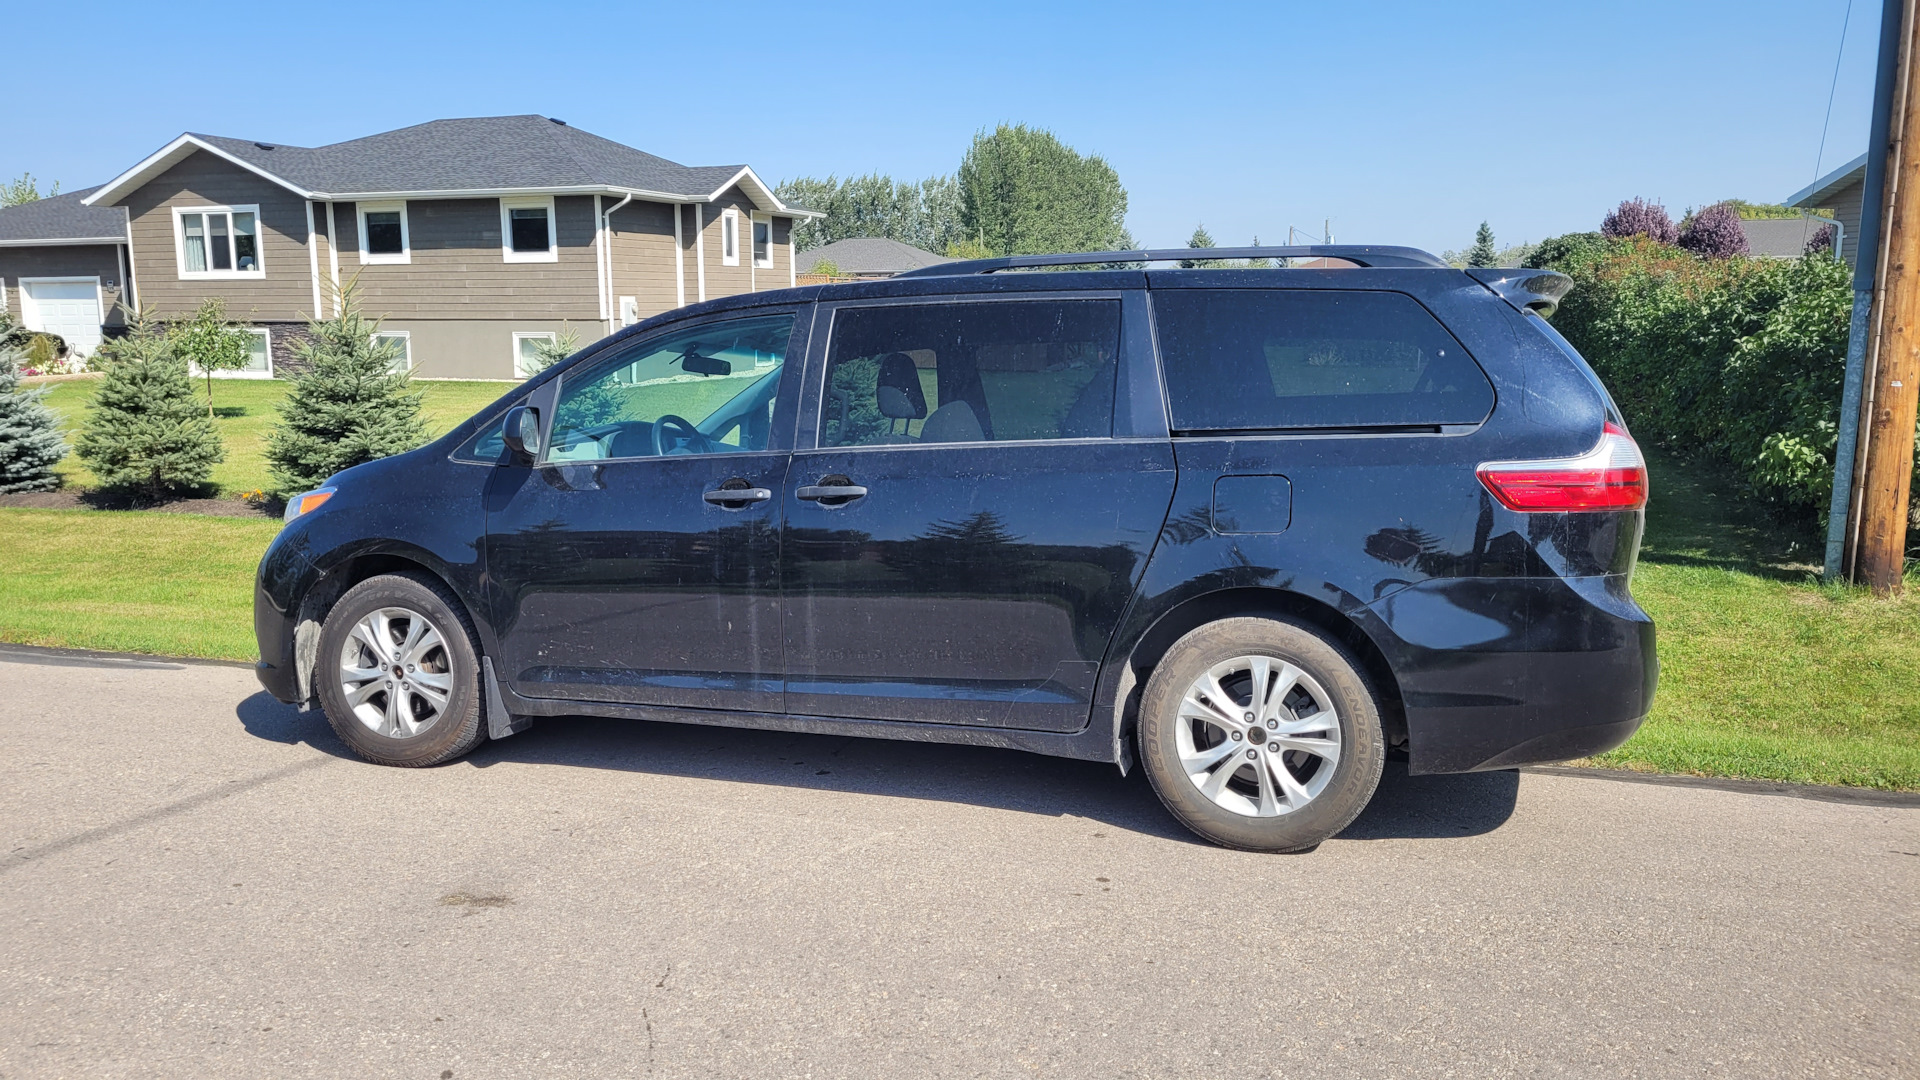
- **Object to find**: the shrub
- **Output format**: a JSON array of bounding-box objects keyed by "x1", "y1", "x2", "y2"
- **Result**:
[
  {"x1": 1532, "y1": 234, "x2": 1897, "y2": 531},
  {"x1": 519, "y1": 324, "x2": 580, "y2": 377},
  {"x1": 74, "y1": 313, "x2": 224, "y2": 501},
  {"x1": 264, "y1": 289, "x2": 426, "y2": 493},
  {"x1": 1678, "y1": 202, "x2": 1750, "y2": 259},
  {"x1": 1805, "y1": 222, "x2": 1837, "y2": 256},
  {"x1": 1600, "y1": 198, "x2": 1678, "y2": 243},
  {"x1": 0, "y1": 339, "x2": 68, "y2": 492}
]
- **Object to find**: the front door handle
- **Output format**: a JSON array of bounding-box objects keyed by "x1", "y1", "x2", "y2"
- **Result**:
[
  {"x1": 703, "y1": 486, "x2": 772, "y2": 508},
  {"x1": 796, "y1": 483, "x2": 868, "y2": 505}
]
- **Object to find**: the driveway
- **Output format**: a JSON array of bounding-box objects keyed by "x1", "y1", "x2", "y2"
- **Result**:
[{"x1": 1, "y1": 648, "x2": 1914, "y2": 1079}]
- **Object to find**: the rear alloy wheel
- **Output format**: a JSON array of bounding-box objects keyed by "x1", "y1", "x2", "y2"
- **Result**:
[
  {"x1": 316, "y1": 573, "x2": 486, "y2": 767},
  {"x1": 1140, "y1": 617, "x2": 1384, "y2": 851}
]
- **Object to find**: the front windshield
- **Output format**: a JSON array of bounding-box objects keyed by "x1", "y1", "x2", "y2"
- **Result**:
[{"x1": 546, "y1": 314, "x2": 793, "y2": 461}]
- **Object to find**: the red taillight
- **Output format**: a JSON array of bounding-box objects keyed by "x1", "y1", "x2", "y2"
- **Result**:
[{"x1": 1476, "y1": 422, "x2": 1648, "y2": 512}]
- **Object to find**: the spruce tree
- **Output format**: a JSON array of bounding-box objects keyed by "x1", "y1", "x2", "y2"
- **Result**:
[
  {"x1": 0, "y1": 336, "x2": 69, "y2": 493},
  {"x1": 74, "y1": 313, "x2": 225, "y2": 501},
  {"x1": 1467, "y1": 222, "x2": 1497, "y2": 267},
  {"x1": 265, "y1": 289, "x2": 426, "y2": 493}
]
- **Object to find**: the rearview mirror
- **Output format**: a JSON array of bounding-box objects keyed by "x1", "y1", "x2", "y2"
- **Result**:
[
  {"x1": 679, "y1": 349, "x2": 732, "y2": 377},
  {"x1": 502, "y1": 405, "x2": 542, "y2": 460}
]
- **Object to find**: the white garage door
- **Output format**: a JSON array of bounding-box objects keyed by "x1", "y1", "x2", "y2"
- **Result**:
[{"x1": 21, "y1": 279, "x2": 104, "y2": 358}]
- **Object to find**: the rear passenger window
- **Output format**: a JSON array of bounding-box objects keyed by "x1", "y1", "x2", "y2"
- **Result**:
[
  {"x1": 1153, "y1": 290, "x2": 1494, "y2": 431},
  {"x1": 820, "y1": 300, "x2": 1120, "y2": 447}
]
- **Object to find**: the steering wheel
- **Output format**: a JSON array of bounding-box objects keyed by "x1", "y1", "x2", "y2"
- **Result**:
[{"x1": 650, "y1": 413, "x2": 713, "y2": 457}]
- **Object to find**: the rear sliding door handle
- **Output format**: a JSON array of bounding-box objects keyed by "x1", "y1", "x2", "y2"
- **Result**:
[
  {"x1": 796, "y1": 484, "x2": 868, "y2": 504},
  {"x1": 703, "y1": 486, "x2": 772, "y2": 507}
]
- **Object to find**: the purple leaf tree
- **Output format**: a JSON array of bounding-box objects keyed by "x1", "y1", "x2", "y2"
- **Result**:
[
  {"x1": 1601, "y1": 197, "x2": 1679, "y2": 243},
  {"x1": 1678, "y1": 202, "x2": 1750, "y2": 259},
  {"x1": 1804, "y1": 222, "x2": 1837, "y2": 256}
]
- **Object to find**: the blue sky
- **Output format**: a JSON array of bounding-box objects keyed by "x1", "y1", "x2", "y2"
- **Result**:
[{"x1": 4, "y1": 0, "x2": 1877, "y2": 255}]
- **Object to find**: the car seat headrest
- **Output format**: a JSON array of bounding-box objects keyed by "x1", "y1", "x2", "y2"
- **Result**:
[{"x1": 875, "y1": 352, "x2": 928, "y2": 420}]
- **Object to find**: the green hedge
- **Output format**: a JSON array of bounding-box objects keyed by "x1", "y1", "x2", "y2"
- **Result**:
[{"x1": 1525, "y1": 234, "x2": 1917, "y2": 536}]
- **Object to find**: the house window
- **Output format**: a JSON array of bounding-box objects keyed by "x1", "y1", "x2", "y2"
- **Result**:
[
  {"x1": 501, "y1": 197, "x2": 557, "y2": 262},
  {"x1": 372, "y1": 330, "x2": 412, "y2": 373},
  {"x1": 358, "y1": 202, "x2": 410, "y2": 264},
  {"x1": 242, "y1": 328, "x2": 271, "y2": 375},
  {"x1": 176, "y1": 205, "x2": 263, "y2": 277},
  {"x1": 514, "y1": 331, "x2": 558, "y2": 378},
  {"x1": 752, "y1": 217, "x2": 773, "y2": 269},
  {"x1": 721, "y1": 208, "x2": 740, "y2": 266}
]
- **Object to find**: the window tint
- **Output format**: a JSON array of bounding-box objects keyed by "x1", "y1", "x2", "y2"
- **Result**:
[
  {"x1": 510, "y1": 207, "x2": 550, "y2": 253},
  {"x1": 1153, "y1": 290, "x2": 1493, "y2": 431},
  {"x1": 821, "y1": 300, "x2": 1120, "y2": 447},
  {"x1": 364, "y1": 211, "x2": 404, "y2": 254},
  {"x1": 547, "y1": 314, "x2": 793, "y2": 461}
]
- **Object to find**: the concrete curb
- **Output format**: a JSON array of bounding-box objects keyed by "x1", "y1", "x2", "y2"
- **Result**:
[
  {"x1": 0, "y1": 641, "x2": 253, "y2": 671},
  {"x1": 1523, "y1": 764, "x2": 1920, "y2": 808}
]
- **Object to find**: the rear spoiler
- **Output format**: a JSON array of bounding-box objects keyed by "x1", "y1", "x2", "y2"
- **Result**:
[{"x1": 1466, "y1": 268, "x2": 1573, "y2": 318}]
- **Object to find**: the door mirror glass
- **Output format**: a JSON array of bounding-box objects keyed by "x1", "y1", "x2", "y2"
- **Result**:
[{"x1": 502, "y1": 405, "x2": 542, "y2": 459}]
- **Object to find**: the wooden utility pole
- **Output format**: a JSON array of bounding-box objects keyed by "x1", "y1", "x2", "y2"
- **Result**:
[{"x1": 1860, "y1": 7, "x2": 1920, "y2": 594}]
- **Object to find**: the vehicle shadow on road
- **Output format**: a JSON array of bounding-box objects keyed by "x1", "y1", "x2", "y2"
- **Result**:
[{"x1": 236, "y1": 693, "x2": 1518, "y2": 845}]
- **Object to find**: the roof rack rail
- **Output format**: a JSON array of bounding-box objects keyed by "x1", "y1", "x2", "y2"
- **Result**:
[{"x1": 894, "y1": 245, "x2": 1449, "y2": 278}]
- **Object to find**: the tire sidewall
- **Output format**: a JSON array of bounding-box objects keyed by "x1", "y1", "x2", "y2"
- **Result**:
[
  {"x1": 316, "y1": 575, "x2": 483, "y2": 767},
  {"x1": 1139, "y1": 616, "x2": 1385, "y2": 852}
]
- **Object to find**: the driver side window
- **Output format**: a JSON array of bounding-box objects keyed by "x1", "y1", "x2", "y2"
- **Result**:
[{"x1": 547, "y1": 314, "x2": 794, "y2": 461}]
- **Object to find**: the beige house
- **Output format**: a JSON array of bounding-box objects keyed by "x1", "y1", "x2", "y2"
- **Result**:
[
  {"x1": 0, "y1": 115, "x2": 819, "y2": 378},
  {"x1": 1786, "y1": 151, "x2": 1868, "y2": 261}
]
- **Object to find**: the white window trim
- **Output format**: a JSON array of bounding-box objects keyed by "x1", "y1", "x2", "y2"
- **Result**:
[
  {"x1": 371, "y1": 329, "x2": 413, "y2": 372},
  {"x1": 513, "y1": 331, "x2": 558, "y2": 378},
  {"x1": 357, "y1": 201, "x2": 411, "y2": 265},
  {"x1": 501, "y1": 196, "x2": 559, "y2": 263},
  {"x1": 751, "y1": 212, "x2": 774, "y2": 270},
  {"x1": 189, "y1": 326, "x2": 274, "y2": 379},
  {"x1": 721, "y1": 207, "x2": 740, "y2": 266},
  {"x1": 171, "y1": 204, "x2": 266, "y2": 279}
]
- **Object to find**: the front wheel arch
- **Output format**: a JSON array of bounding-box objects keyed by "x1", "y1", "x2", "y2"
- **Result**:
[{"x1": 292, "y1": 551, "x2": 484, "y2": 707}]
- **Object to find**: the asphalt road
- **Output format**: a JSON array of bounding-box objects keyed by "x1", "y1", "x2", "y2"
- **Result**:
[{"x1": 1, "y1": 649, "x2": 1914, "y2": 1079}]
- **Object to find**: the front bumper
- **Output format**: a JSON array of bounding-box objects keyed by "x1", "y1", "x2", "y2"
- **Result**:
[{"x1": 1368, "y1": 572, "x2": 1657, "y2": 774}]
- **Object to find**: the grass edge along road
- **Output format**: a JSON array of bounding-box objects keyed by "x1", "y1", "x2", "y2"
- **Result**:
[{"x1": 0, "y1": 451, "x2": 1914, "y2": 790}]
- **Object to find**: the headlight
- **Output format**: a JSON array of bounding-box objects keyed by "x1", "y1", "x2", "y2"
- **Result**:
[{"x1": 283, "y1": 486, "x2": 337, "y2": 523}]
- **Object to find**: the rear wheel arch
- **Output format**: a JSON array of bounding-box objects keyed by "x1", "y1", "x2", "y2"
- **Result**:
[{"x1": 1117, "y1": 587, "x2": 1407, "y2": 755}]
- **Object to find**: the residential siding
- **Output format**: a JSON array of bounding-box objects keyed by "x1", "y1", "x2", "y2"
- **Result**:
[
  {"x1": 118, "y1": 150, "x2": 315, "y2": 320},
  {"x1": 762, "y1": 216, "x2": 793, "y2": 290},
  {"x1": 333, "y1": 196, "x2": 599, "y2": 322},
  {"x1": 608, "y1": 200, "x2": 680, "y2": 320},
  {"x1": 702, "y1": 186, "x2": 757, "y2": 300},
  {"x1": 1824, "y1": 178, "x2": 1865, "y2": 261},
  {"x1": 376, "y1": 318, "x2": 583, "y2": 380},
  {"x1": 0, "y1": 245, "x2": 129, "y2": 328}
]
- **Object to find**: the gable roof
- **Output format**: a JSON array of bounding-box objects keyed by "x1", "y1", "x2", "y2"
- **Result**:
[
  {"x1": 1786, "y1": 151, "x2": 1868, "y2": 209},
  {"x1": 0, "y1": 186, "x2": 127, "y2": 247},
  {"x1": 83, "y1": 115, "x2": 819, "y2": 216},
  {"x1": 797, "y1": 237, "x2": 953, "y2": 275}
]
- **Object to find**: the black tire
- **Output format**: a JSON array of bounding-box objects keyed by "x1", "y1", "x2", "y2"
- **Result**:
[
  {"x1": 315, "y1": 572, "x2": 487, "y2": 768},
  {"x1": 1139, "y1": 616, "x2": 1385, "y2": 852}
]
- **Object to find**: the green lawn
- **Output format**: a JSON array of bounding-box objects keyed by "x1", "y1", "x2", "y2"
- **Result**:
[
  {"x1": 0, "y1": 508, "x2": 279, "y2": 659},
  {"x1": 36, "y1": 377, "x2": 512, "y2": 497},
  {"x1": 1590, "y1": 448, "x2": 1920, "y2": 789}
]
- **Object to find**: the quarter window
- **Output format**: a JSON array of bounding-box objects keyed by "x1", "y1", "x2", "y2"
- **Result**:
[
  {"x1": 820, "y1": 300, "x2": 1121, "y2": 448},
  {"x1": 548, "y1": 315, "x2": 794, "y2": 460},
  {"x1": 501, "y1": 198, "x2": 557, "y2": 262},
  {"x1": 176, "y1": 206, "x2": 262, "y2": 276},
  {"x1": 1152, "y1": 290, "x2": 1495, "y2": 431},
  {"x1": 358, "y1": 203, "x2": 409, "y2": 264}
]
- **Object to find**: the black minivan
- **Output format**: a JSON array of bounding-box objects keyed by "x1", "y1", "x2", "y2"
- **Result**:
[{"x1": 255, "y1": 246, "x2": 1656, "y2": 852}]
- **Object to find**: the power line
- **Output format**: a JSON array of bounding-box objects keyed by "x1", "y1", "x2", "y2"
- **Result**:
[{"x1": 1814, "y1": 0, "x2": 1857, "y2": 187}]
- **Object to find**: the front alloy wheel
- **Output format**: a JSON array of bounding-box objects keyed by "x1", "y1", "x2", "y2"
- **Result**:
[
  {"x1": 338, "y1": 607, "x2": 456, "y2": 739},
  {"x1": 315, "y1": 572, "x2": 487, "y2": 767}
]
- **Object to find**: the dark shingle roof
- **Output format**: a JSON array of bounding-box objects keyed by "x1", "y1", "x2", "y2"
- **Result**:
[
  {"x1": 0, "y1": 186, "x2": 125, "y2": 244},
  {"x1": 192, "y1": 115, "x2": 750, "y2": 198},
  {"x1": 1740, "y1": 217, "x2": 1837, "y2": 258},
  {"x1": 797, "y1": 237, "x2": 952, "y2": 275}
]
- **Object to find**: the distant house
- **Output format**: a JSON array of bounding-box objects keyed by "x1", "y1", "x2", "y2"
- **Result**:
[
  {"x1": 0, "y1": 115, "x2": 819, "y2": 376},
  {"x1": 1740, "y1": 217, "x2": 1841, "y2": 259},
  {"x1": 798, "y1": 237, "x2": 952, "y2": 279},
  {"x1": 1785, "y1": 151, "x2": 1868, "y2": 260}
]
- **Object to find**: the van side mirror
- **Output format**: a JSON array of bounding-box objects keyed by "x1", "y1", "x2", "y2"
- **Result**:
[{"x1": 502, "y1": 405, "x2": 542, "y2": 460}]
